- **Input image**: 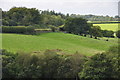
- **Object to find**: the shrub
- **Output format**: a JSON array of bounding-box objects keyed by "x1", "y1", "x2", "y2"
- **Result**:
[
  {"x1": 2, "y1": 26, "x2": 35, "y2": 34},
  {"x1": 56, "y1": 52, "x2": 87, "y2": 79},
  {"x1": 101, "y1": 30, "x2": 114, "y2": 38},
  {"x1": 2, "y1": 49, "x2": 18, "y2": 78},
  {"x1": 116, "y1": 30, "x2": 120, "y2": 38},
  {"x1": 2, "y1": 49, "x2": 87, "y2": 79},
  {"x1": 79, "y1": 45, "x2": 120, "y2": 80}
]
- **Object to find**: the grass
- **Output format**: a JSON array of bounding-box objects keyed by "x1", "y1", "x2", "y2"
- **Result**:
[
  {"x1": 1, "y1": 32, "x2": 117, "y2": 56},
  {"x1": 93, "y1": 24, "x2": 119, "y2": 31}
]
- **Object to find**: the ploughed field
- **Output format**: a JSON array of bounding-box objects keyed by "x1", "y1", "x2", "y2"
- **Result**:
[{"x1": 1, "y1": 32, "x2": 117, "y2": 56}]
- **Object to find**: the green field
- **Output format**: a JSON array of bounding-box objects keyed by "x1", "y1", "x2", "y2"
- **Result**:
[
  {"x1": 93, "y1": 24, "x2": 119, "y2": 31},
  {"x1": 1, "y1": 33, "x2": 117, "y2": 56}
]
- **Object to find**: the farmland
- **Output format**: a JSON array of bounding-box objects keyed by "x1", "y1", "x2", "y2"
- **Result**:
[
  {"x1": 1, "y1": 6, "x2": 120, "y2": 79},
  {"x1": 93, "y1": 23, "x2": 119, "y2": 31},
  {"x1": 1, "y1": 32, "x2": 117, "y2": 56},
  {"x1": 87, "y1": 21, "x2": 119, "y2": 31}
]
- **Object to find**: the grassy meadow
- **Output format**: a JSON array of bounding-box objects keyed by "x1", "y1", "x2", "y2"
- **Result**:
[{"x1": 1, "y1": 32, "x2": 117, "y2": 56}]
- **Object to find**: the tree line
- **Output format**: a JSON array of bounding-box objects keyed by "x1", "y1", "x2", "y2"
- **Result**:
[
  {"x1": 2, "y1": 7, "x2": 120, "y2": 38},
  {"x1": 63, "y1": 17, "x2": 118, "y2": 38},
  {"x1": 2, "y1": 7, "x2": 119, "y2": 27},
  {"x1": 2, "y1": 7, "x2": 65, "y2": 27},
  {"x1": 70, "y1": 14, "x2": 119, "y2": 21}
]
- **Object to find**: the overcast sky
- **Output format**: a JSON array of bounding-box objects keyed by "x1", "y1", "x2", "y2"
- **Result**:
[{"x1": 0, "y1": 0, "x2": 119, "y2": 17}]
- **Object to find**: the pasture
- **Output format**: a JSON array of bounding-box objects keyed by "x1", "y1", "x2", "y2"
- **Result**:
[
  {"x1": 93, "y1": 23, "x2": 119, "y2": 31},
  {"x1": 1, "y1": 32, "x2": 117, "y2": 56}
]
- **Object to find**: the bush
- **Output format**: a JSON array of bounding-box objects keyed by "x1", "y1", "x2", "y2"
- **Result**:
[
  {"x1": 2, "y1": 49, "x2": 18, "y2": 78},
  {"x1": 2, "y1": 49, "x2": 87, "y2": 79},
  {"x1": 116, "y1": 30, "x2": 120, "y2": 38},
  {"x1": 2, "y1": 46, "x2": 119, "y2": 79},
  {"x1": 48, "y1": 25, "x2": 58, "y2": 32},
  {"x1": 101, "y1": 30, "x2": 114, "y2": 38},
  {"x1": 55, "y1": 52, "x2": 87, "y2": 79},
  {"x1": 2, "y1": 26, "x2": 35, "y2": 34},
  {"x1": 79, "y1": 45, "x2": 120, "y2": 80}
]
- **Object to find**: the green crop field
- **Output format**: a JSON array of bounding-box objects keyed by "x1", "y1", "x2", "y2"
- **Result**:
[
  {"x1": 93, "y1": 24, "x2": 119, "y2": 31},
  {"x1": 1, "y1": 33, "x2": 117, "y2": 56}
]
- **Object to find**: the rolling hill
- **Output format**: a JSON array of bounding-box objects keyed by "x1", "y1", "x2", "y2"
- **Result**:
[{"x1": 1, "y1": 32, "x2": 117, "y2": 56}]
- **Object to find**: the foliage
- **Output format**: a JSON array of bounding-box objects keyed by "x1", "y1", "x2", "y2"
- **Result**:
[
  {"x1": 2, "y1": 7, "x2": 65, "y2": 27},
  {"x1": 101, "y1": 30, "x2": 114, "y2": 38},
  {"x1": 56, "y1": 52, "x2": 87, "y2": 78},
  {"x1": 2, "y1": 49, "x2": 18, "y2": 78},
  {"x1": 2, "y1": 26, "x2": 35, "y2": 34},
  {"x1": 64, "y1": 17, "x2": 90, "y2": 35},
  {"x1": 108, "y1": 45, "x2": 119, "y2": 55},
  {"x1": 2, "y1": 45, "x2": 119, "y2": 79},
  {"x1": 42, "y1": 15, "x2": 64, "y2": 27},
  {"x1": 89, "y1": 25, "x2": 115, "y2": 38},
  {"x1": 2, "y1": 7, "x2": 42, "y2": 26},
  {"x1": 90, "y1": 26, "x2": 103, "y2": 38},
  {"x1": 48, "y1": 25, "x2": 58, "y2": 32},
  {"x1": 70, "y1": 14, "x2": 118, "y2": 21},
  {"x1": 116, "y1": 30, "x2": 120, "y2": 38},
  {"x1": 2, "y1": 49, "x2": 86, "y2": 79},
  {"x1": 79, "y1": 45, "x2": 120, "y2": 80}
]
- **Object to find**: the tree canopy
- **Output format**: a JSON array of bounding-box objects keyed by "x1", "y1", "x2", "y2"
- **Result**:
[{"x1": 64, "y1": 17, "x2": 90, "y2": 35}]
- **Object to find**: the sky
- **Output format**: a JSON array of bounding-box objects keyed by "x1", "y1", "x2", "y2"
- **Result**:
[{"x1": 0, "y1": 0, "x2": 119, "y2": 17}]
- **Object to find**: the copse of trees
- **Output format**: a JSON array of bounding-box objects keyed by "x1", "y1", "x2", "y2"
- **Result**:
[
  {"x1": 63, "y1": 17, "x2": 115, "y2": 39},
  {"x1": 42, "y1": 15, "x2": 64, "y2": 27},
  {"x1": 89, "y1": 27, "x2": 115, "y2": 39},
  {"x1": 64, "y1": 17, "x2": 91, "y2": 35},
  {"x1": 40, "y1": 10, "x2": 67, "y2": 19},
  {"x1": 2, "y1": 7, "x2": 65, "y2": 27},
  {"x1": 2, "y1": 7, "x2": 42, "y2": 26}
]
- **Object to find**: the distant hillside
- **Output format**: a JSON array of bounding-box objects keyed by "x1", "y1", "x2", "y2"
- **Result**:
[{"x1": 70, "y1": 14, "x2": 118, "y2": 21}]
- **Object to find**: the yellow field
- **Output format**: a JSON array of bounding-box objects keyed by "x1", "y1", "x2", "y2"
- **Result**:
[{"x1": 93, "y1": 24, "x2": 119, "y2": 31}]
